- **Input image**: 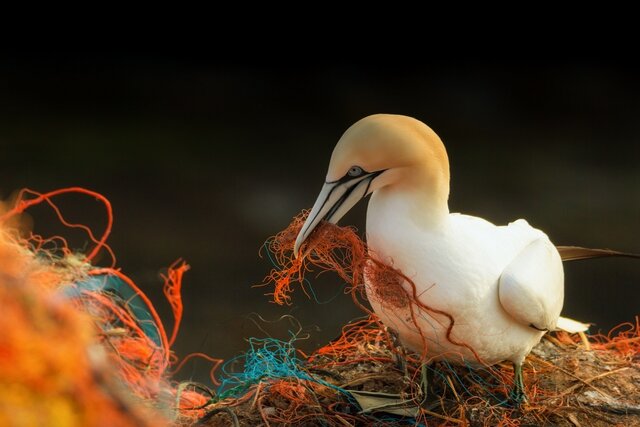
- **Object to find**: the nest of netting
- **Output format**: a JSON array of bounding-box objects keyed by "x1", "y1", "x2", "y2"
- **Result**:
[
  {"x1": 2, "y1": 191, "x2": 638, "y2": 427},
  {"x1": 200, "y1": 316, "x2": 640, "y2": 427},
  {"x1": 199, "y1": 211, "x2": 640, "y2": 427}
]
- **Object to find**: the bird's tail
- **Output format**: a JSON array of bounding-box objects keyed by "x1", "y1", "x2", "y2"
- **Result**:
[
  {"x1": 556, "y1": 246, "x2": 640, "y2": 262},
  {"x1": 555, "y1": 316, "x2": 590, "y2": 333}
]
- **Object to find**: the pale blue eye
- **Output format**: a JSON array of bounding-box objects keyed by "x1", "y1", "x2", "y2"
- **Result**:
[{"x1": 348, "y1": 166, "x2": 363, "y2": 177}]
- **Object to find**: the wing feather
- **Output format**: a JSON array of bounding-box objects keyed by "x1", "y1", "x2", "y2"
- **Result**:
[
  {"x1": 556, "y1": 246, "x2": 640, "y2": 262},
  {"x1": 499, "y1": 238, "x2": 564, "y2": 331}
]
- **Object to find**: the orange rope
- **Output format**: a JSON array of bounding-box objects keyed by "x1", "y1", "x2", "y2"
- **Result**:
[{"x1": 0, "y1": 187, "x2": 115, "y2": 265}]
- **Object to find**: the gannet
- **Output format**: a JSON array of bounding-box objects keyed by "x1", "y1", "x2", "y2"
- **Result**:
[{"x1": 294, "y1": 114, "x2": 568, "y2": 401}]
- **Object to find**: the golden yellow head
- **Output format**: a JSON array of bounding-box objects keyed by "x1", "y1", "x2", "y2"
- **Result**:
[
  {"x1": 327, "y1": 114, "x2": 448, "y2": 183},
  {"x1": 294, "y1": 114, "x2": 450, "y2": 256}
]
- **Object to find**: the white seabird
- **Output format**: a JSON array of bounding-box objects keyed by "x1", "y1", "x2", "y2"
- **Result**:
[{"x1": 294, "y1": 114, "x2": 576, "y2": 401}]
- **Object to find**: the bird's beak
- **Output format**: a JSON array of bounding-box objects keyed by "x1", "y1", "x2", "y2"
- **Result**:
[{"x1": 294, "y1": 170, "x2": 384, "y2": 257}]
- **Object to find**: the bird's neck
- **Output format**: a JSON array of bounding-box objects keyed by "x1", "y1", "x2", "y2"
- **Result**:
[{"x1": 368, "y1": 166, "x2": 450, "y2": 230}]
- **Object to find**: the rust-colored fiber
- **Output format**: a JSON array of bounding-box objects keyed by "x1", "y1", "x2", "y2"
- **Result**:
[{"x1": 365, "y1": 261, "x2": 411, "y2": 309}]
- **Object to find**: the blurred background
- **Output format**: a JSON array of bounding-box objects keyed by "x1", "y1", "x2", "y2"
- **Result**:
[{"x1": 1, "y1": 56, "x2": 638, "y2": 383}]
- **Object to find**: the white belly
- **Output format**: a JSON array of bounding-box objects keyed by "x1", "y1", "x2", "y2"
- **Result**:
[{"x1": 365, "y1": 198, "x2": 548, "y2": 365}]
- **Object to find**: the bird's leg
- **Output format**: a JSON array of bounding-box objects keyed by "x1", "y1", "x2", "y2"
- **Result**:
[
  {"x1": 509, "y1": 362, "x2": 528, "y2": 405},
  {"x1": 387, "y1": 327, "x2": 408, "y2": 376},
  {"x1": 385, "y1": 327, "x2": 442, "y2": 411},
  {"x1": 387, "y1": 327, "x2": 439, "y2": 409},
  {"x1": 419, "y1": 362, "x2": 436, "y2": 408}
]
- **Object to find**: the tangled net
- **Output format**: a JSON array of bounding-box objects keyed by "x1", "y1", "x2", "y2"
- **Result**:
[
  {"x1": 0, "y1": 188, "x2": 213, "y2": 426},
  {"x1": 1, "y1": 191, "x2": 638, "y2": 427},
  {"x1": 201, "y1": 315, "x2": 640, "y2": 426}
]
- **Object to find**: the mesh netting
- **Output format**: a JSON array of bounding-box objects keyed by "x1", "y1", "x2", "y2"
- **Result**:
[
  {"x1": 0, "y1": 188, "x2": 212, "y2": 426},
  {"x1": 1, "y1": 191, "x2": 638, "y2": 426}
]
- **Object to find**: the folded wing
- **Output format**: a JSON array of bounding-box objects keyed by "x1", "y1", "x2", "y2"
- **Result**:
[{"x1": 499, "y1": 238, "x2": 564, "y2": 331}]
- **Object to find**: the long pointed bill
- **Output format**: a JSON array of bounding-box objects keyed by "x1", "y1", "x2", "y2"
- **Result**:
[{"x1": 294, "y1": 170, "x2": 384, "y2": 257}]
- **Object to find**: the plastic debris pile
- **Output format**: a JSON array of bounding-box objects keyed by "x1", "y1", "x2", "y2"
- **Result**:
[{"x1": 1, "y1": 192, "x2": 638, "y2": 427}]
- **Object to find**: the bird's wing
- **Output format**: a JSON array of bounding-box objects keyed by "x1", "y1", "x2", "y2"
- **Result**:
[
  {"x1": 498, "y1": 238, "x2": 564, "y2": 331},
  {"x1": 556, "y1": 246, "x2": 640, "y2": 261}
]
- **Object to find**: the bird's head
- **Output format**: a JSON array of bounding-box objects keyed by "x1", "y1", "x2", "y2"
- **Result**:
[{"x1": 294, "y1": 114, "x2": 450, "y2": 257}]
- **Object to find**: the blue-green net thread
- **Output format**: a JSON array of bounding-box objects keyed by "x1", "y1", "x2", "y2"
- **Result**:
[
  {"x1": 215, "y1": 335, "x2": 348, "y2": 401},
  {"x1": 214, "y1": 334, "x2": 422, "y2": 425},
  {"x1": 62, "y1": 274, "x2": 163, "y2": 349}
]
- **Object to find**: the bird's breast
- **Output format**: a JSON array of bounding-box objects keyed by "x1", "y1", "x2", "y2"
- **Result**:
[
  {"x1": 365, "y1": 193, "x2": 503, "y2": 306},
  {"x1": 364, "y1": 191, "x2": 546, "y2": 363}
]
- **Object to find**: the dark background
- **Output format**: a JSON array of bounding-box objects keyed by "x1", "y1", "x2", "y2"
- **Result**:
[{"x1": 1, "y1": 57, "x2": 638, "y2": 383}]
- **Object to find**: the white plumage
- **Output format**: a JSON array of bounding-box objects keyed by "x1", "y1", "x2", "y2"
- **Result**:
[{"x1": 366, "y1": 204, "x2": 563, "y2": 366}]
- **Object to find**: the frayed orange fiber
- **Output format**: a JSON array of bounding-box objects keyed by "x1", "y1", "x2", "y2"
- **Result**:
[
  {"x1": 0, "y1": 229, "x2": 162, "y2": 426},
  {"x1": 263, "y1": 210, "x2": 368, "y2": 307},
  {"x1": 87, "y1": 267, "x2": 171, "y2": 372},
  {"x1": 0, "y1": 187, "x2": 214, "y2": 426},
  {"x1": 163, "y1": 260, "x2": 190, "y2": 348},
  {"x1": 264, "y1": 210, "x2": 409, "y2": 317},
  {"x1": 309, "y1": 317, "x2": 396, "y2": 366},
  {"x1": 254, "y1": 380, "x2": 330, "y2": 426},
  {"x1": 592, "y1": 316, "x2": 640, "y2": 357}
]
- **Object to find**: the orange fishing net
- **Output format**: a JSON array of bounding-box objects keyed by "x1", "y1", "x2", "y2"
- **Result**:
[
  {"x1": 2, "y1": 188, "x2": 638, "y2": 427},
  {"x1": 0, "y1": 188, "x2": 213, "y2": 427},
  {"x1": 198, "y1": 309, "x2": 639, "y2": 426}
]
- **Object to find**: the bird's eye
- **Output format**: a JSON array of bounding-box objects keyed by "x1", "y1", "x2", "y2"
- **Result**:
[{"x1": 348, "y1": 166, "x2": 363, "y2": 177}]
